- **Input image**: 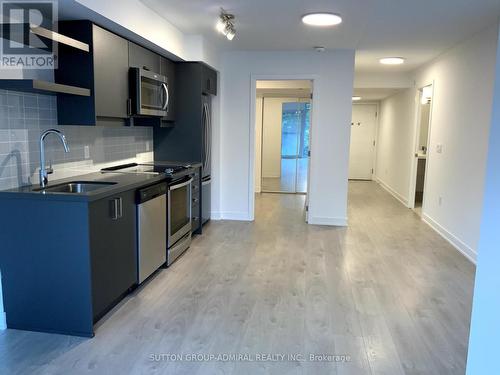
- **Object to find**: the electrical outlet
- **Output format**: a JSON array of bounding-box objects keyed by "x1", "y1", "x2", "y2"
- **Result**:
[{"x1": 84, "y1": 145, "x2": 90, "y2": 159}]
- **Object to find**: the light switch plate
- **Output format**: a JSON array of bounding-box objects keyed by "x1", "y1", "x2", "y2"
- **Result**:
[{"x1": 436, "y1": 144, "x2": 443, "y2": 154}]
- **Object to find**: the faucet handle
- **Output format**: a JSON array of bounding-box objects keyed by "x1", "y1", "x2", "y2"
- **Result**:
[{"x1": 45, "y1": 162, "x2": 53, "y2": 175}]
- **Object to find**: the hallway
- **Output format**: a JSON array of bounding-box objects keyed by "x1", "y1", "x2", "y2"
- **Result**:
[{"x1": 0, "y1": 182, "x2": 475, "y2": 375}]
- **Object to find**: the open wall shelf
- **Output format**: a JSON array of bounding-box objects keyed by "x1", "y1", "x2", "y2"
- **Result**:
[{"x1": 0, "y1": 80, "x2": 90, "y2": 96}]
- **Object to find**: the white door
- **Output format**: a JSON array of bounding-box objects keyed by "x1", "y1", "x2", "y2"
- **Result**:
[{"x1": 349, "y1": 104, "x2": 377, "y2": 180}]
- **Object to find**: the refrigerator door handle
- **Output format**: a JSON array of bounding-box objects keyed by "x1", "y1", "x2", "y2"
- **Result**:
[
  {"x1": 206, "y1": 103, "x2": 211, "y2": 172},
  {"x1": 202, "y1": 102, "x2": 208, "y2": 173}
]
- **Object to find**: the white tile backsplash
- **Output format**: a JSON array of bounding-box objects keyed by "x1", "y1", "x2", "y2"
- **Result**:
[{"x1": 0, "y1": 89, "x2": 153, "y2": 190}]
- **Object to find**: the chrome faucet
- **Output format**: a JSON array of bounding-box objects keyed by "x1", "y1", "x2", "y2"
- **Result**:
[{"x1": 39, "y1": 129, "x2": 70, "y2": 187}]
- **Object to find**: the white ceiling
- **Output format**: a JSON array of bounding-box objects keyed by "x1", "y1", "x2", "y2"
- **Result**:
[{"x1": 141, "y1": 0, "x2": 500, "y2": 73}]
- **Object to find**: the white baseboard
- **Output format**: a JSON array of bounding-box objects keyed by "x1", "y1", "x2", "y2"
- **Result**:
[
  {"x1": 375, "y1": 177, "x2": 409, "y2": 206},
  {"x1": 308, "y1": 216, "x2": 348, "y2": 226},
  {"x1": 210, "y1": 211, "x2": 222, "y2": 220},
  {"x1": 220, "y1": 211, "x2": 253, "y2": 221},
  {"x1": 0, "y1": 311, "x2": 6, "y2": 330},
  {"x1": 422, "y1": 213, "x2": 477, "y2": 264}
]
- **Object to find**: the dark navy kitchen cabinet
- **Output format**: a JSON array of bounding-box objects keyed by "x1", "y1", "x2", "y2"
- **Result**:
[
  {"x1": 129, "y1": 42, "x2": 161, "y2": 73},
  {"x1": 89, "y1": 190, "x2": 137, "y2": 322},
  {"x1": 56, "y1": 21, "x2": 130, "y2": 126},
  {"x1": 0, "y1": 186, "x2": 139, "y2": 337},
  {"x1": 160, "y1": 57, "x2": 176, "y2": 123}
]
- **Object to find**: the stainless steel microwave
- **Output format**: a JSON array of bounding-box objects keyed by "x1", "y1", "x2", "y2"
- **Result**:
[{"x1": 129, "y1": 67, "x2": 170, "y2": 117}]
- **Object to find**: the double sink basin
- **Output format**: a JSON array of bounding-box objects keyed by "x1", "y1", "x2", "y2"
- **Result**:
[{"x1": 35, "y1": 181, "x2": 117, "y2": 194}]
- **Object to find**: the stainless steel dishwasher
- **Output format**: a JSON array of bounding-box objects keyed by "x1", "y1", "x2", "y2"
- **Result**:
[{"x1": 137, "y1": 182, "x2": 167, "y2": 283}]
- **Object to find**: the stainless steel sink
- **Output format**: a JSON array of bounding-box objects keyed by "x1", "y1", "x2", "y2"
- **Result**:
[{"x1": 36, "y1": 181, "x2": 117, "y2": 194}]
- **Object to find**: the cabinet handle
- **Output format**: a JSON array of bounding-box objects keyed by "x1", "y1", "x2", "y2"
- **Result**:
[
  {"x1": 192, "y1": 197, "x2": 199, "y2": 203},
  {"x1": 117, "y1": 198, "x2": 123, "y2": 219},
  {"x1": 110, "y1": 198, "x2": 118, "y2": 220},
  {"x1": 127, "y1": 98, "x2": 132, "y2": 116},
  {"x1": 110, "y1": 198, "x2": 122, "y2": 220}
]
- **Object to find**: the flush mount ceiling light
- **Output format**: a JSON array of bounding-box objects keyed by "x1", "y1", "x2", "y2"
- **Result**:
[
  {"x1": 302, "y1": 12, "x2": 342, "y2": 27},
  {"x1": 380, "y1": 57, "x2": 405, "y2": 65},
  {"x1": 352, "y1": 96, "x2": 362, "y2": 101},
  {"x1": 216, "y1": 8, "x2": 236, "y2": 41}
]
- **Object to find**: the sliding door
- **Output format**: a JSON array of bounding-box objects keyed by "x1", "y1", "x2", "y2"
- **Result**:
[{"x1": 261, "y1": 98, "x2": 310, "y2": 193}]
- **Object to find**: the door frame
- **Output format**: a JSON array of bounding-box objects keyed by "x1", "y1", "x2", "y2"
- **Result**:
[
  {"x1": 408, "y1": 82, "x2": 435, "y2": 211},
  {"x1": 250, "y1": 75, "x2": 318, "y2": 222},
  {"x1": 350, "y1": 102, "x2": 380, "y2": 181}
]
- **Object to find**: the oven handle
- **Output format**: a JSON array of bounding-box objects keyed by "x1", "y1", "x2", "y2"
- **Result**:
[{"x1": 169, "y1": 177, "x2": 193, "y2": 191}]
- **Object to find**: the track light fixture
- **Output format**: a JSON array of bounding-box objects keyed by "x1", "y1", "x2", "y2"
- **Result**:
[{"x1": 216, "y1": 8, "x2": 236, "y2": 41}]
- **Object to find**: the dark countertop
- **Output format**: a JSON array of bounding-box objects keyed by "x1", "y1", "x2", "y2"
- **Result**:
[
  {"x1": 154, "y1": 160, "x2": 203, "y2": 169},
  {"x1": 0, "y1": 161, "x2": 203, "y2": 203},
  {"x1": 0, "y1": 171, "x2": 167, "y2": 202}
]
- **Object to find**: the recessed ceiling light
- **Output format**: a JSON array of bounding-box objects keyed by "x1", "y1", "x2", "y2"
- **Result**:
[
  {"x1": 380, "y1": 57, "x2": 405, "y2": 65},
  {"x1": 352, "y1": 96, "x2": 362, "y2": 101},
  {"x1": 302, "y1": 13, "x2": 342, "y2": 27}
]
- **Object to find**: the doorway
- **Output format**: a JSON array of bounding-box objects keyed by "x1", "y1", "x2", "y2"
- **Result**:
[
  {"x1": 349, "y1": 104, "x2": 378, "y2": 180},
  {"x1": 411, "y1": 85, "x2": 433, "y2": 216},
  {"x1": 255, "y1": 80, "x2": 312, "y2": 195}
]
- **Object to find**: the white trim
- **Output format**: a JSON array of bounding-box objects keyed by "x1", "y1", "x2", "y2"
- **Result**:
[
  {"x1": 408, "y1": 82, "x2": 435, "y2": 211},
  {"x1": 220, "y1": 211, "x2": 253, "y2": 221},
  {"x1": 375, "y1": 177, "x2": 410, "y2": 206},
  {"x1": 210, "y1": 211, "x2": 222, "y2": 220},
  {"x1": 308, "y1": 216, "x2": 348, "y2": 226},
  {"x1": 0, "y1": 311, "x2": 5, "y2": 330},
  {"x1": 249, "y1": 74, "x2": 320, "y2": 223},
  {"x1": 422, "y1": 213, "x2": 477, "y2": 264}
]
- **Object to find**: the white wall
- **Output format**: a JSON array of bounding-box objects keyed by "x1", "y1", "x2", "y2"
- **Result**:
[
  {"x1": 262, "y1": 98, "x2": 288, "y2": 178},
  {"x1": 73, "y1": 0, "x2": 220, "y2": 69},
  {"x1": 354, "y1": 71, "x2": 413, "y2": 89},
  {"x1": 466, "y1": 22, "x2": 500, "y2": 375},
  {"x1": 414, "y1": 24, "x2": 498, "y2": 260},
  {"x1": 217, "y1": 50, "x2": 355, "y2": 224},
  {"x1": 375, "y1": 24, "x2": 498, "y2": 261},
  {"x1": 375, "y1": 88, "x2": 416, "y2": 204}
]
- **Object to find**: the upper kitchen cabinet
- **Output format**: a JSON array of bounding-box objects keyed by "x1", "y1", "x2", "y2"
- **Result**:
[
  {"x1": 160, "y1": 57, "x2": 176, "y2": 123},
  {"x1": 128, "y1": 42, "x2": 160, "y2": 73},
  {"x1": 56, "y1": 21, "x2": 130, "y2": 126},
  {"x1": 202, "y1": 64, "x2": 217, "y2": 96}
]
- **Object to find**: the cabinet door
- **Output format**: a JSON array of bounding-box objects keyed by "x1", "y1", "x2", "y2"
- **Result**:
[
  {"x1": 160, "y1": 57, "x2": 176, "y2": 122},
  {"x1": 129, "y1": 42, "x2": 160, "y2": 73},
  {"x1": 92, "y1": 25, "x2": 130, "y2": 119},
  {"x1": 202, "y1": 65, "x2": 217, "y2": 96},
  {"x1": 89, "y1": 190, "x2": 137, "y2": 321}
]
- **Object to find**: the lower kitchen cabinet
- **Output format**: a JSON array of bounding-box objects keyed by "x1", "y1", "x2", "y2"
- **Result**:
[
  {"x1": 89, "y1": 190, "x2": 137, "y2": 322},
  {"x1": 0, "y1": 188, "x2": 139, "y2": 337}
]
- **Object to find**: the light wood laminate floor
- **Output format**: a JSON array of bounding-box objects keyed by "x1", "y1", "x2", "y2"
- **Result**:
[{"x1": 0, "y1": 181, "x2": 475, "y2": 375}]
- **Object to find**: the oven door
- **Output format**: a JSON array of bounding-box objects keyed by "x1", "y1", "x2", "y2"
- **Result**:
[
  {"x1": 131, "y1": 68, "x2": 169, "y2": 117},
  {"x1": 167, "y1": 177, "x2": 193, "y2": 245}
]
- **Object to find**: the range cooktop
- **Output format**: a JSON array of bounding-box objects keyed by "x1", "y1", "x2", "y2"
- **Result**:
[{"x1": 101, "y1": 163, "x2": 192, "y2": 176}]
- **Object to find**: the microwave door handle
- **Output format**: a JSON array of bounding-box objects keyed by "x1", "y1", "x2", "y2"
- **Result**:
[{"x1": 162, "y1": 83, "x2": 169, "y2": 111}]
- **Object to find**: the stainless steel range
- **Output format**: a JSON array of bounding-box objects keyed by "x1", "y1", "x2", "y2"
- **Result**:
[{"x1": 102, "y1": 162, "x2": 194, "y2": 266}]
